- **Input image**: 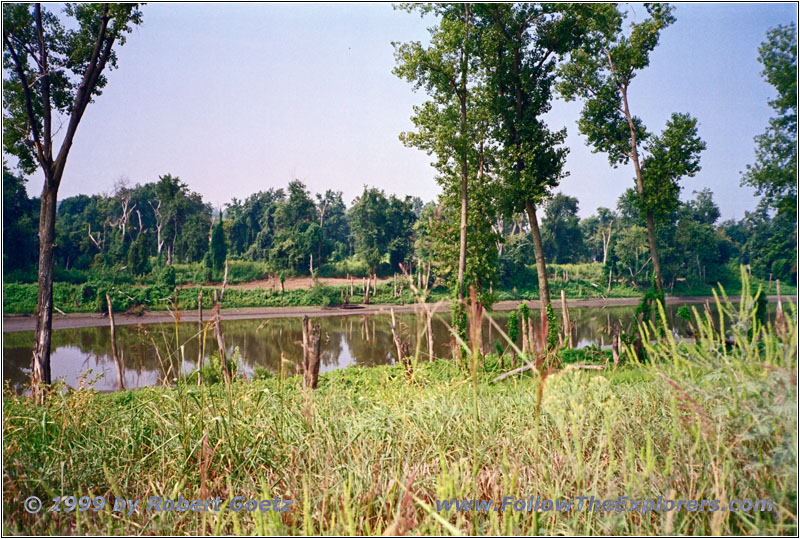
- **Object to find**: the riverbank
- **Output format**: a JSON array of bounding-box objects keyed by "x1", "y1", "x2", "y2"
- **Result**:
[{"x1": 2, "y1": 295, "x2": 793, "y2": 332}]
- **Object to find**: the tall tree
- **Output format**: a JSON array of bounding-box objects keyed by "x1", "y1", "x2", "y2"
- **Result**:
[
  {"x1": 477, "y1": 3, "x2": 599, "y2": 322},
  {"x1": 3, "y1": 3, "x2": 142, "y2": 389},
  {"x1": 741, "y1": 23, "x2": 797, "y2": 218},
  {"x1": 210, "y1": 211, "x2": 226, "y2": 273},
  {"x1": 559, "y1": 3, "x2": 682, "y2": 293},
  {"x1": 394, "y1": 3, "x2": 477, "y2": 300}
]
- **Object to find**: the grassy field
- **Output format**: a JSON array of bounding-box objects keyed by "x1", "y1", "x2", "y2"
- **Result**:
[{"x1": 3, "y1": 289, "x2": 796, "y2": 535}]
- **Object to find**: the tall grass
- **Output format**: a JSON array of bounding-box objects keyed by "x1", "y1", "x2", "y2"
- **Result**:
[{"x1": 3, "y1": 274, "x2": 796, "y2": 535}]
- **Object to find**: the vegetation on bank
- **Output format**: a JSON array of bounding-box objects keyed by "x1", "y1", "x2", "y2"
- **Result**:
[
  {"x1": 4, "y1": 287, "x2": 796, "y2": 535},
  {"x1": 3, "y1": 261, "x2": 793, "y2": 316}
]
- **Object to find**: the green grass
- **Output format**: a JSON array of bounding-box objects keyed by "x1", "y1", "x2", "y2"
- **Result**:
[{"x1": 3, "y1": 279, "x2": 796, "y2": 535}]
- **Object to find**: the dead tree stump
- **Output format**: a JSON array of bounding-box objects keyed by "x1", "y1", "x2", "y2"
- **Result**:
[{"x1": 302, "y1": 315, "x2": 322, "y2": 389}]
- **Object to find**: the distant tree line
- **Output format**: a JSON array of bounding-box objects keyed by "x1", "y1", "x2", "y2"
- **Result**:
[{"x1": 4, "y1": 167, "x2": 795, "y2": 289}]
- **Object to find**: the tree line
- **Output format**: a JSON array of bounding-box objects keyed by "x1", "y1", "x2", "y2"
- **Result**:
[{"x1": 5, "y1": 166, "x2": 794, "y2": 292}]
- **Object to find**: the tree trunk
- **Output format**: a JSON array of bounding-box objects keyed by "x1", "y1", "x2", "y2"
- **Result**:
[
  {"x1": 524, "y1": 200, "x2": 551, "y2": 320},
  {"x1": 31, "y1": 184, "x2": 59, "y2": 391},
  {"x1": 621, "y1": 87, "x2": 663, "y2": 293},
  {"x1": 456, "y1": 5, "x2": 470, "y2": 302}
]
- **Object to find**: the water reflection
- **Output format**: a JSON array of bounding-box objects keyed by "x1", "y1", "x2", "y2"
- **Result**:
[{"x1": 2, "y1": 304, "x2": 718, "y2": 392}]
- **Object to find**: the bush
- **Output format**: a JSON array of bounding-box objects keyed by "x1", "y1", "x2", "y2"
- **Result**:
[
  {"x1": 226, "y1": 260, "x2": 268, "y2": 283},
  {"x1": 55, "y1": 267, "x2": 89, "y2": 284},
  {"x1": 318, "y1": 257, "x2": 370, "y2": 278},
  {"x1": 3, "y1": 268, "x2": 36, "y2": 283},
  {"x1": 156, "y1": 265, "x2": 176, "y2": 288}
]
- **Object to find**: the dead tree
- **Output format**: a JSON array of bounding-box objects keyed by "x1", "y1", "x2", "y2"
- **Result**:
[
  {"x1": 106, "y1": 294, "x2": 124, "y2": 390},
  {"x1": 301, "y1": 315, "x2": 322, "y2": 389}
]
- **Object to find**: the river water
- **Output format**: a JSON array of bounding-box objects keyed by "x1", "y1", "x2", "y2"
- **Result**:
[{"x1": 1, "y1": 303, "x2": 734, "y2": 392}]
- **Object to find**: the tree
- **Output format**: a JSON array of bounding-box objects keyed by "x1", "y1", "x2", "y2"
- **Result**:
[
  {"x1": 210, "y1": 211, "x2": 227, "y2": 273},
  {"x1": 127, "y1": 231, "x2": 150, "y2": 276},
  {"x1": 741, "y1": 23, "x2": 797, "y2": 218},
  {"x1": 394, "y1": 3, "x2": 478, "y2": 300},
  {"x1": 477, "y1": 3, "x2": 601, "y2": 323},
  {"x1": 581, "y1": 207, "x2": 616, "y2": 264},
  {"x1": 559, "y1": 3, "x2": 693, "y2": 294},
  {"x1": 316, "y1": 190, "x2": 349, "y2": 263},
  {"x1": 348, "y1": 186, "x2": 416, "y2": 276},
  {"x1": 3, "y1": 3, "x2": 143, "y2": 389},
  {"x1": 541, "y1": 193, "x2": 584, "y2": 264}
]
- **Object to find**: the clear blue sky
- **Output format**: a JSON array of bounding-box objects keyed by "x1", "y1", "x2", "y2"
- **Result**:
[{"x1": 17, "y1": 2, "x2": 798, "y2": 220}]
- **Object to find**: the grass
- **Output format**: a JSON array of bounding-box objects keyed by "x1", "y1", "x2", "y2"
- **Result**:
[{"x1": 3, "y1": 276, "x2": 797, "y2": 535}]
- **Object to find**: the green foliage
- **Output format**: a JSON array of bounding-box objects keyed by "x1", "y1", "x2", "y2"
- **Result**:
[
  {"x1": 506, "y1": 310, "x2": 519, "y2": 343},
  {"x1": 188, "y1": 348, "x2": 240, "y2": 385},
  {"x1": 348, "y1": 186, "x2": 416, "y2": 274},
  {"x1": 317, "y1": 257, "x2": 370, "y2": 278},
  {"x1": 156, "y1": 265, "x2": 176, "y2": 289},
  {"x1": 542, "y1": 193, "x2": 585, "y2": 263},
  {"x1": 210, "y1": 212, "x2": 227, "y2": 272},
  {"x1": 741, "y1": 23, "x2": 797, "y2": 219},
  {"x1": 2, "y1": 3, "x2": 144, "y2": 173},
  {"x1": 640, "y1": 113, "x2": 707, "y2": 219},
  {"x1": 2, "y1": 166, "x2": 38, "y2": 273},
  {"x1": 559, "y1": 346, "x2": 612, "y2": 365},
  {"x1": 545, "y1": 302, "x2": 559, "y2": 350},
  {"x1": 127, "y1": 233, "x2": 151, "y2": 277}
]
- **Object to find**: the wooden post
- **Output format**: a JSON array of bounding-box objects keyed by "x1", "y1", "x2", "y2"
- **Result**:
[
  {"x1": 561, "y1": 289, "x2": 572, "y2": 348},
  {"x1": 364, "y1": 277, "x2": 370, "y2": 304},
  {"x1": 301, "y1": 315, "x2": 322, "y2": 389},
  {"x1": 106, "y1": 294, "x2": 124, "y2": 390}
]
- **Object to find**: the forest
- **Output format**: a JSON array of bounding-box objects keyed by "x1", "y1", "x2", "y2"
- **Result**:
[{"x1": 3, "y1": 169, "x2": 796, "y2": 313}]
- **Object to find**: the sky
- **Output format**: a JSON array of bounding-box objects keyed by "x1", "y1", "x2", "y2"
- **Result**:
[{"x1": 11, "y1": 2, "x2": 798, "y2": 221}]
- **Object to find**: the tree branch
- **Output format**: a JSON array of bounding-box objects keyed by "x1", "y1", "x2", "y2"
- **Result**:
[
  {"x1": 35, "y1": 3, "x2": 53, "y2": 163},
  {"x1": 53, "y1": 3, "x2": 112, "y2": 183},
  {"x1": 3, "y1": 30, "x2": 45, "y2": 167}
]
